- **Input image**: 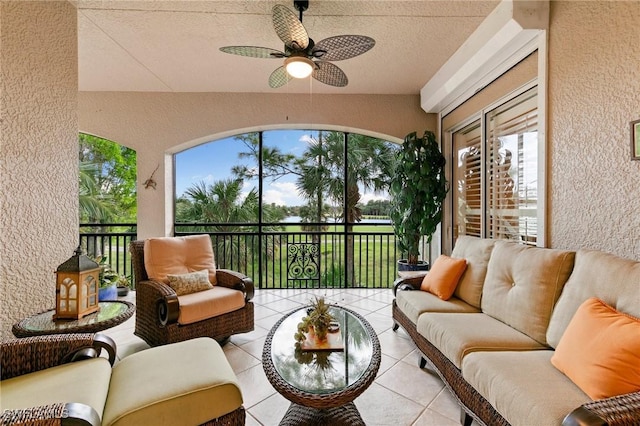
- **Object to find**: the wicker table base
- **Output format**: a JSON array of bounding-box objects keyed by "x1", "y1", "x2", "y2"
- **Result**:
[{"x1": 279, "y1": 402, "x2": 364, "y2": 426}]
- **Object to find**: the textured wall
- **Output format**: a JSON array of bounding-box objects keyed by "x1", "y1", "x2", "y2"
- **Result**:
[
  {"x1": 0, "y1": 2, "x2": 78, "y2": 338},
  {"x1": 548, "y1": 1, "x2": 640, "y2": 259},
  {"x1": 78, "y1": 92, "x2": 434, "y2": 238}
]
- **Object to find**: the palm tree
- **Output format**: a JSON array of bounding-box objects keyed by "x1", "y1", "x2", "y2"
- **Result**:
[
  {"x1": 296, "y1": 132, "x2": 397, "y2": 285},
  {"x1": 79, "y1": 161, "x2": 115, "y2": 222},
  {"x1": 176, "y1": 178, "x2": 284, "y2": 271}
]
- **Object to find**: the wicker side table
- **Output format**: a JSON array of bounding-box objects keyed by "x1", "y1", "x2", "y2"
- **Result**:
[
  {"x1": 12, "y1": 301, "x2": 135, "y2": 337},
  {"x1": 263, "y1": 305, "x2": 381, "y2": 425}
]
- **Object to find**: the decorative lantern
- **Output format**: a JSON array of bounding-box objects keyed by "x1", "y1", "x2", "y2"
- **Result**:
[{"x1": 55, "y1": 246, "x2": 100, "y2": 320}]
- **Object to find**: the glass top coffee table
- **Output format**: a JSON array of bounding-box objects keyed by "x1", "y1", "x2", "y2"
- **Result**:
[
  {"x1": 12, "y1": 301, "x2": 135, "y2": 337},
  {"x1": 262, "y1": 305, "x2": 380, "y2": 425}
]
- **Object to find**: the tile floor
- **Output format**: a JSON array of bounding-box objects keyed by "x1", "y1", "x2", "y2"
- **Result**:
[{"x1": 104, "y1": 288, "x2": 470, "y2": 426}]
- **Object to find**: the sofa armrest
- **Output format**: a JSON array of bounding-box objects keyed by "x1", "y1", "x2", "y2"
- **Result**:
[
  {"x1": 392, "y1": 276, "x2": 423, "y2": 296},
  {"x1": 563, "y1": 391, "x2": 640, "y2": 426},
  {"x1": 0, "y1": 402, "x2": 101, "y2": 426},
  {"x1": 217, "y1": 269, "x2": 255, "y2": 301},
  {"x1": 0, "y1": 333, "x2": 116, "y2": 380}
]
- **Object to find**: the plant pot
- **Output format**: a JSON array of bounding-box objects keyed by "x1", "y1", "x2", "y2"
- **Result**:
[
  {"x1": 397, "y1": 259, "x2": 430, "y2": 272},
  {"x1": 98, "y1": 284, "x2": 117, "y2": 301},
  {"x1": 117, "y1": 286, "x2": 130, "y2": 297}
]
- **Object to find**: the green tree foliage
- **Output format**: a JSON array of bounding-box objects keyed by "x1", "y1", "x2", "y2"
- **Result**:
[
  {"x1": 232, "y1": 131, "x2": 397, "y2": 225},
  {"x1": 79, "y1": 133, "x2": 137, "y2": 223}
]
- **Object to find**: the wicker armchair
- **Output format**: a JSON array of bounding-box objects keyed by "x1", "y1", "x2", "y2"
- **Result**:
[
  {"x1": 130, "y1": 239, "x2": 255, "y2": 347},
  {"x1": 0, "y1": 333, "x2": 116, "y2": 425}
]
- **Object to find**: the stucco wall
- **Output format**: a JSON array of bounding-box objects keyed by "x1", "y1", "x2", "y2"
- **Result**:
[
  {"x1": 0, "y1": 2, "x2": 78, "y2": 338},
  {"x1": 78, "y1": 92, "x2": 434, "y2": 238},
  {"x1": 548, "y1": 1, "x2": 640, "y2": 258}
]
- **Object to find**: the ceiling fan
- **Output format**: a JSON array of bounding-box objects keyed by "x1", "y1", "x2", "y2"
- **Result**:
[{"x1": 220, "y1": 1, "x2": 375, "y2": 88}]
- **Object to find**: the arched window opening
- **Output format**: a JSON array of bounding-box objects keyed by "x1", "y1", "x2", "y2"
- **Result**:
[{"x1": 174, "y1": 130, "x2": 399, "y2": 289}]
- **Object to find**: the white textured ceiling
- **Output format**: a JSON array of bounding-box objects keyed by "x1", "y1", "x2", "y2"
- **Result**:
[{"x1": 77, "y1": 0, "x2": 500, "y2": 94}]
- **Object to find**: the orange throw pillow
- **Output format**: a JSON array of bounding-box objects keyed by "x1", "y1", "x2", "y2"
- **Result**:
[
  {"x1": 420, "y1": 255, "x2": 468, "y2": 300},
  {"x1": 144, "y1": 235, "x2": 217, "y2": 285},
  {"x1": 551, "y1": 297, "x2": 640, "y2": 400}
]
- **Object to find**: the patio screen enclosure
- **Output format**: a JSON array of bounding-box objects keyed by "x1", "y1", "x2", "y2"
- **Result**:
[{"x1": 174, "y1": 130, "x2": 401, "y2": 289}]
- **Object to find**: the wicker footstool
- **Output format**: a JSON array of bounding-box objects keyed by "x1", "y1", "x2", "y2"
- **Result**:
[{"x1": 263, "y1": 305, "x2": 381, "y2": 425}]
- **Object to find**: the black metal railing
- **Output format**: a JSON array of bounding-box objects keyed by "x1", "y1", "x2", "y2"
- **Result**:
[
  {"x1": 78, "y1": 221, "x2": 423, "y2": 290},
  {"x1": 79, "y1": 223, "x2": 137, "y2": 287},
  {"x1": 175, "y1": 222, "x2": 399, "y2": 289}
]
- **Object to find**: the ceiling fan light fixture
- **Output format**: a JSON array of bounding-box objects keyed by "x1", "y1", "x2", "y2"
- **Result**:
[{"x1": 284, "y1": 56, "x2": 314, "y2": 79}]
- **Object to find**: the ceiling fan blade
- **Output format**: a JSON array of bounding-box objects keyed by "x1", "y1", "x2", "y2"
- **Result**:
[
  {"x1": 313, "y1": 35, "x2": 375, "y2": 61},
  {"x1": 313, "y1": 62, "x2": 348, "y2": 87},
  {"x1": 220, "y1": 46, "x2": 285, "y2": 58},
  {"x1": 272, "y1": 4, "x2": 309, "y2": 50},
  {"x1": 269, "y1": 66, "x2": 292, "y2": 88}
]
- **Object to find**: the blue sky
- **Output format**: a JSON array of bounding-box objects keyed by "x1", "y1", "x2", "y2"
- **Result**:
[{"x1": 175, "y1": 130, "x2": 391, "y2": 207}]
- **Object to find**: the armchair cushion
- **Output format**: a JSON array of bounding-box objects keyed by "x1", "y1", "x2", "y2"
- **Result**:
[
  {"x1": 144, "y1": 235, "x2": 217, "y2": 285},
  {"x1": 177, "y1": 286, "x2": 246, "y2": 325},
  {"x1": 1, "y1": 357, "x2": 112, "y2": 419},
  {"x1": 167, "y1": 269, "x2": 213, "y2": 296}
]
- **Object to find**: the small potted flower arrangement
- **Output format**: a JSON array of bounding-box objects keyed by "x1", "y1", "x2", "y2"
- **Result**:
[
  {"x1": 294, "y1": 297, "x2": 335, "y2": 344},
  {"x1": 92, "y1": 255, "x2": 126, "y2": 301}
]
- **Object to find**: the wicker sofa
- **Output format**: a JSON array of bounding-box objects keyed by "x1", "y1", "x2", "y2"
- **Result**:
[
  {"x1": 130, "y1": 237, "x2": 254, "y2": 347},
  {"x1": 392, "y1": 236, "x2": 640, "y2": 426},
  {"x1": 0, "y1": 333, "x2": 245, "y2": 425}
]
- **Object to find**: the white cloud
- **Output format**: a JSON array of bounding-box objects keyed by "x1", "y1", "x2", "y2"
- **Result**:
[
  {"x1": 191, "y1": 174, "x2": 215, "y2": 184},
  {"x1": 263, "y1": 181, "x2": 304, "y2": 206},
  {"x1": 299, "y1": 134, "x2": 315, "y2": 145}
]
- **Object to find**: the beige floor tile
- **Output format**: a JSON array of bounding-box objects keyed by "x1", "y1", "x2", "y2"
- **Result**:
[
  {"x1": 229, "y1": 324, "x2": 269, "y2": 346},
  {"x1": 412, "y1": 408, "x2": 461, "y2": 426},
  {"x1": 223, "y1": 344, "x2": 261, "y2": 373},
  {"x1": 260, "y1": 298, "x2": 304, "y2": 314},
  {"x1": 239, "y1": 336, "x2": 267, "y2": 360},
  {"x1": 247, "y1": 392, "x2": 291, "y2": 425},
  {"x1": 376, "y1": 360, "x2": 445, "y2": 406},
  {"x1": 355, "y1": 383, "x2": 424, "y2": 426},
  {"x1": 347, "y1": 297, "x2": 389, "y2": 313},
  {"x1": 378, "y1": 329, "x2": 417, "y2": 360},
  {"x1": 235, "y1": 364, "x2": 277, "y2": 409},
  {"x1": 427, "y1": 387, "x2": 463, "y2": 423},
  {"x1": 244, "y1": 412, "x2": 262, "y2": 426}
]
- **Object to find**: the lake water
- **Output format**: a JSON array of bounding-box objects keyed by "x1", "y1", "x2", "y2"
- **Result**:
[{"x1": 281, "y1": 216, "x2": 391, "y2": 224}]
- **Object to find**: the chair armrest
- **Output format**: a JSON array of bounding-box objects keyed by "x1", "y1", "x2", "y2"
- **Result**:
[
  {"x1": 563, "y1": 391, "x2": 640, "y2": 426},
  {"x1": 216, "y1": 269, "x2": 255, "y2": 301},
  {"x1": 136, "y1": 279, "x2": 180, "y2": 326},
  {"x1": 0, "y1": 333, "x2": 116, "y2": 380},
  {"x1": 392, "y1": 276, "x2": 423, "y2": 296},
  {"x1": 0, "y1": 402, "x2": 101, "y2": 426}
]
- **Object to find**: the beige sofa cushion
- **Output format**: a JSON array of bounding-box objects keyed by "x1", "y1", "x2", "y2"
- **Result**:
[
  {"x1": 451, "y1": 236, "x2": 496, "y2": 308},
  {"x1": 102, "y1": 337, "x2": 243, "y2": 426},
  {"x1": 547, "y1": 249, "x2": 640, "y2": 348},
  {"x1": 462, "y1": 350, "x2": 590, "y2": 425},
  {"x1": 481, "y1": 241, "x2": 575, "y2": 345},
  {"x1": 177, "y1": 286, "x2": 246, "y2": 325},
  {"x1": 416, "y1": 312, "x2": 546, "y2": 368},
  {"x1": 144, "y1": 234, "x2": 217, "y2": 285},
  {"x1": 1, "y1": 357, "x2": 112, "y2": 418},
  {"x1": 396, "y1": 291, "x2": 479, "y2": 324}
]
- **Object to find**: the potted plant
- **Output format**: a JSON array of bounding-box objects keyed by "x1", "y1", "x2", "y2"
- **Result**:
[
  {"x1": 93, "y1": 255, "x2": 121, "y2": 301},
  {"x1": 389, "y1": 131, "x2": 448, "y2": 271},
  {"x1": 116, "y1": 275, "x2": 131, "y2": 297},
  {"x1": 294, "y1": 297, "x2": 335, "y2": 344}
]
